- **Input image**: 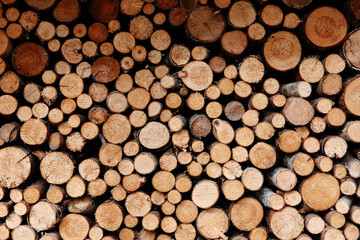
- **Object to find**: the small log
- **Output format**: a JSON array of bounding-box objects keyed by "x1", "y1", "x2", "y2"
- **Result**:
[
  {"x1": 325, "y1": 210, "x2": 346, "y2": 229},
  {"x1": 46, "y1": 185, "x2": 66, "y2": 204},
  {"x1": 196, "y1": 208, "x2": 229, "y2": 239},
  {"x1": 321, "y1": 136, "x2": 347, "y2": 159},
  {"x1": 283, "y1": 13, "x2": 301, "y2": 29},
  {"x1": 261, "y1": 4, "x2": 283, "y2": 27},
  {"x1": 263, "y1": 31, "x2": 301, "y2": 71},
  {"x1": 125, "y1": 192, "x2": 151, "y2": 217},
  {"x1": 230, "y1": 197, "x2": 263, "y2": 231},
  {"x1": 340, "y1": 76, "x2": 360, "y2": 116},
  {"x1": 28, "y1": 200, "x2": 61, "y2": 231},
  {"x1": 53, "y1": 0, "x2": 80, "y2": 23},
  {"x1": 241, "y1": 167, "x2": 264, "y2": 191},
  {"x1": 222, "y1": 179, "x2": 244, "y2": 201},
  {"x1": 23, "y1": 179, "x2": 46, "y2": 204},
  {"x1": 95, "y1": 201, "x2": 123, "y2": 232},
  {"x1": 305, "y1": 213, "x2": 325, "y2": 235},
  {"x1": 268, "y1": 167, "x2": 297, "y2": 191},
  {"x1": 185, "y1": 6, "x2": 225, "y2": 43},
  {"x1": 40, "y1": 152, "x2": 74, "y2": 185},
  {"x1": 228, "y1": 1, "x2": 256, "y2": 28},
  {"x1": 257, "y1": 187, "x2": 284, "y2": 210},
  {"x1": 281, "y1": 81, "x2": 311, "y2": 98},
  {"x1": 283, "y1": 190, "x2": 302, "y2": 206},
  {"x1": 59, "y1": 213, "x2": 90, "y2": 240},
  {"x1": 320, "y1": 226, "x2": 345, "y2": 240},
  {"x1": 343, "y1": 223, "x2": 360, "y2": 240},
  {"x1": 168, "y1": 7, "x2": 187, "y2": 27},
  {"x1": 12, "y1": 225, "x2": 37, "y2": 240},
  {"x1": 239, "y1": 56, "x2": 265, "y2": 84},
  {"x1": 282, "y1": 97, "x2": 314, "y2": 126},
  {"x1": 268, "y1": 207, "x2": 304, "y2": 240}
]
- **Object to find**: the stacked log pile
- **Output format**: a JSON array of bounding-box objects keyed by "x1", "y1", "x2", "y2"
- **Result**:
[{"x1": 1, "y1": 0, "x2": 360, "y2": 239}]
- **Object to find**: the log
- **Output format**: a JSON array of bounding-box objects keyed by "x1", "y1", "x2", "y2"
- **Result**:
[
  {"x1": 185, "y1": 6, "x2": 225, "y2": 43},
  {"x1": 59, "y1": 213, "x2": 90, "y2": 240},
  {"x1": 196, "y1": 208, "x2": 229, "y2": 239},
  {"x1": 268, "y1": 207, "x2": 304, "y2": 240},
  {"x1": 263, "y1": 31, "x2": 301, "y2": 71},
  {"x1": 12, "y1": 42, "x2": 48, "y2": 77},
  {"x1": 305, "y1": 6, "x2": 348, "y2": 49},
  {"x1": 28, "y1": 200, "x2": 61, "y2": 231},
  {"x1": 301, "y1": 173, "x2": 340, "y2": 211}
]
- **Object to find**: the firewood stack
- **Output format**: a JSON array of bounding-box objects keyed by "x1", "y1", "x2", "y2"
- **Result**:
[{"x1": 1, "y1": 0, "x2": 360, "y2": 239}]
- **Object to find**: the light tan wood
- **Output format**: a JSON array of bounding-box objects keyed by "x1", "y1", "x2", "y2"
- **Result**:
[
  {"x1": 268, "y1": 167, "x2": 297, "y2": 191},
  {"x1": 196, "y1": 208, "x2": 229, "y2": 239},
  {"x1": 46, "y1": 185, "x2": 65, "y2": 204},
  {"x1": 301, "y1": 172, "x2": 340, "y2": 211},
  {"x1": 249, "y1": 142, "x2": 276, "y2": 169},
  {"x1": 305, "y1": 6, "x2": 347, "y2": 49},
  {"x1": 40, "y1": 152, "x2": 74, "y2": 185},
  {"x1": 248, "y1": 22, "x2": 266, "y2": 41},
  {"x1": 230, "y1": 197, "x2": 263, "y2": 231},
  {"x1": 95, "y1": 201, "x2": 123, "y2": 232},
  {"x1": 343, "y1": 223, "x2": 360, "y2": 240},
  {"x1": 321, "y1": 226, "x2": 345, "y2": 240},
  {"x1": 125, "y1": 192, "x2": 151, "y2": 217},
  {"x1": 263, "y1": 31, "x2": 301, "y2": 71},
  {"x1": 282, "y1": 97, "x2": 314, "y2": 126},
  {"x1": 268, "y1": 207, "x2": 304, "y2": 240},
  {"x1": 28, "y1": 200, "x2": 61, "y2": 231},
  {"x1": 11, "y1": 225, "x2": 37, "y2": 240},
  {"x1": 321, "y1": 136, "x2": 348, "y2": 159},
  {"x1": 283, "y1": 190, "x2": 302, "y2": 206},
  {"x1": 59, "y1": 214, "x2": 90, "y2": 240},
  {"x1": 241, "y1": 167, "x2": 264, "y2": 191}
]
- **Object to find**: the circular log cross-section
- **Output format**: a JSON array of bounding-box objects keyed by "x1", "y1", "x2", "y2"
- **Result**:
[
  {"x1": 305, "y1": 6, "x2": 348, "y2": 49},
  {"x1": 12, "y1": 42, "x2": 49, "y2": 77},
  {"x1": 40, "y1": 152, "x2": 74, "y2": 185},
  {"x1": 186, "y1": 6, "x2": 226, "y2": 43},
  {"x1": 230, "y1": 197, "x2": 263, "y2": 231},
  {"x1": 139, "y1": 122, "x2": 170, "y2": 150},
  {"x1": 282, "y1": 97, "x2": 314, "y2": 126},
  {"x1": 95, "y1": 201, "x2": 123, "y2": 231},
  {"x1": 59, "y1": 213, "x2": 90, "y2": 240},
  {"x1": 102, "y1": 114, "x2": 131, "y2": 144},
  {"x1": 269, "y1": 207, "x2": 304, "y2": 240},
  {"x1": 263, "y1": 31, "x2": 301, "y2": 72},
  {"x1": 196, "y1": 208, "x2": 229, "y2": 239},
  {"x1": 301, "y1": 173, "x2": 340, "y2": 211},
  {"x1": 28, "y1": 201, "x2": 61, "y2": 231},
  {"x1": 0, "y1": 147, "x2": 32, "y2": 188},
  {"x1": 92, "y1": 57, "x2": 120, "y2": 83},
  {"x1": 180, "y1": 61, "x2": 213, "y2": 91}
]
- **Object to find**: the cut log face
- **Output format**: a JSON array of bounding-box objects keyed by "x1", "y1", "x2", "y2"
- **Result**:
[
  {"x1": 180, "y1": 61, "x2": 213, "y2": 91},
  {"x1": 305, "y1": 6, "x2": 348, "y2": 49},
  {"x1": 0, "y1": 147, "x2": 32, "y2": 188},
  {"x1": 12, "y1": 42, "x2": 48, "y2": 77},
  {"x1": 139, "y1": 122, "x2": 170, "y2": 150},
  {"x1": 263, "y1": 31, "x2": 301, "y2": 71},
  {"x1": 186, "y1": 6, "x2": 225, "y2": 43},
  {"x1": 301, "y1": 173, "x2": 340, "y2": 211}
]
